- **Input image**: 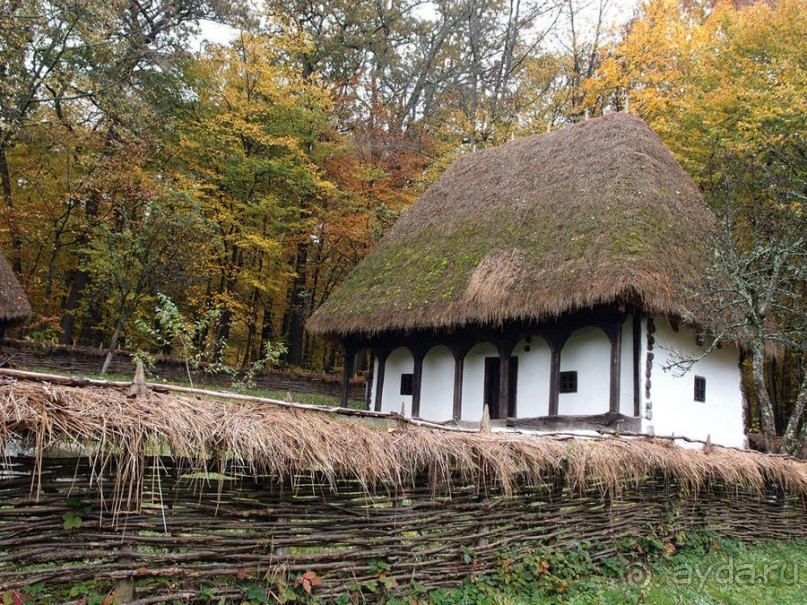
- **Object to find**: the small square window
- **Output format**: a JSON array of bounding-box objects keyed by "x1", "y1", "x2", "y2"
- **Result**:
[
  {"x1": 400, "y1": 373, "x2": 414, "y2": 396},
  {"x1": 694, "y1": 376, "x2": 706, "y2": 402},
  {"x1": 559, "y1": 371, "x2": 578, "y2": 394}
]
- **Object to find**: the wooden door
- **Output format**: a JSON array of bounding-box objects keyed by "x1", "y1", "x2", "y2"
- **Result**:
[{"x1": 484, "y1": 356, "x2": 518, "y2": 419}]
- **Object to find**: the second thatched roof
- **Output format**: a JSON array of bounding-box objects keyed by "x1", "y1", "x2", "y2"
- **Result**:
[
  {"x1": 308, "y1": 113, "x2": 714, "y2": 337},
  {"x1": 0, "y1": 250, "x2": 30, "y2": 327}
]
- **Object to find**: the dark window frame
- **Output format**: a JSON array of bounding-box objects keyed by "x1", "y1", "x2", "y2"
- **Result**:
[
  {"x1": 400, "y1": 373, "x2": 414, "y2": 396},
  {"x1": 559, "y1": 371, "x2": 578, "y2": 394},
  {"x1": 694, "y1": 375, "x2": 706, "y2": 402}
]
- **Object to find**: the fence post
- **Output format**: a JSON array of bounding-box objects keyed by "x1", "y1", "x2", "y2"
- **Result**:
[
  {"x1": 115, "y1": 362, "x2": 149, "y2": 603},
  {"x1": 115, "y1": 545, "x2": 135, "y2": 602}
]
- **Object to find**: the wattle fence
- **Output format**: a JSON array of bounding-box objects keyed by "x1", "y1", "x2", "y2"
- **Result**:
[
  {"x1": 1, "y1": 375, "x2": 806, "y2": 603},
  {"x1": 2, "y1": 457, "x2": 805, "y2": 603}
]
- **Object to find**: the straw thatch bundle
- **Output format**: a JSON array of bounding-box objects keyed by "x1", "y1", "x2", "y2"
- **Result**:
[
  {"x1": 308, "y1": 113, "x2": 715, "y2": 336},
  {"x1": 0, "y1": 251, "x2": 30, "y2": 328},
  {"x1": 2, "y1": 379, "x2": 806, "y2": 507}
]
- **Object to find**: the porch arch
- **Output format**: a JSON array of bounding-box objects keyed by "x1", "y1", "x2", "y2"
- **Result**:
[
  {"x1": 558, "y1": 327, "x2": 611, "y2": 415},
  {"x1": 420, "y1": 345, "x2": 455, "y2": 422},
  {"x1": 461, "y1": 342, "x2": 498, "y2": 422},
  {"x1": 512, "y1": 335, "x2": 552, "y2": 418},
  {"x1": 374, "y1": 346, "x2": 414, "y2": 415}
]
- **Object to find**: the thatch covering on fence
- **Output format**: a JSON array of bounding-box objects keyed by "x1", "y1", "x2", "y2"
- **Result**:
[
  {"x1": 0, "y1": 251, "x2": 30, "y2": 327},
  {"x1": 308, "y1": 113, "x2": 715, "y2": 336},
  {"x1": 2, "y1": 379, "x2": 806, "y2": 504}
]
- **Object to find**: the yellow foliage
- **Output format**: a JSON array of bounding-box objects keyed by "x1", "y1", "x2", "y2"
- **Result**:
[{"x1": 586, "y1": 0, "x2": 806, "y2": 184}]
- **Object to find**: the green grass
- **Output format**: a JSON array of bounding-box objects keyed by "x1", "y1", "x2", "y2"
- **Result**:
[
  {"x1": 388, "y1": 538, "x2": 807, "y2": 605},
  {"x1": 19, "y1": 364, "x2": 353, "y2": 408},
  {"x1": 580, "y1": 539, "x2": 807, "y2": 605}
]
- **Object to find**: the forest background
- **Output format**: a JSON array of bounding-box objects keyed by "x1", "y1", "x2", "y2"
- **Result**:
[{"x1": 1, "y1": 0, "x2": 804, "y2": 446}]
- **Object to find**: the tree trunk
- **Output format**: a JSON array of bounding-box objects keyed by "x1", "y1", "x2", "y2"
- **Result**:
[
  {"x1": 100, "y1": 316, "x2": 126, "y2": 375},
  {"x1": 258, "y1": 306, "x2": 274, "y2": 353},
  {"x1": 241, "y1": 286, "x2": 261, "y2": 368},
  {"x1": 282, "y1": 241, "x2": 308, "y2": 367},
  {"x1": 794, "y1": 414, "x2": 807, "y2": 459},
  {"x1": 0, "y1": 141, "x2": 22, "y2": 274},
  {"x1": 214, "y1": 307, "x2": 232, "y2": 364},
  {"x1": 751, "y1": 340, "x2": 777, "y2": 451},
  {"x1": 58, "y1": 269, "x2": 89, "y2": 344},
  {"x1": 212, "y1": 243, "x2": 241, "y2": 364},
  {"x1": 78, "y1": 296, "x2": 102, "y2": 347},
  {"x1": 782, "y1": 382, "x2": 806, "y2": 455},
  {"x1": 59, "y1": 190, "x2": 101, "y2": 344}
]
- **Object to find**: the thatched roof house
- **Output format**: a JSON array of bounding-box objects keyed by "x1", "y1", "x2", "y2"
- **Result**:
[
  {"x1": 0, "y1": 250, "x2": 30, "y2": 337},
  {"x1": 309, "y1": 114, "x2": 746, "y2": 448}
]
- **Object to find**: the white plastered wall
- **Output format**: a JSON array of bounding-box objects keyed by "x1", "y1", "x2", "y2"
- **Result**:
[
  {"x1": 375, "y1": 346, "x2": 414, "y2": 416},
  {"x1": 645, "y1": 316, "x2": 745, "y2": 448},
  {"x1": 558, "y1": 327, "x2": 611, "y2": 415},
  {"x1": 420, "y1": 345, "x2": 455, "y2": 421},
  {"x1": 461, "y1": 342, "x2": 497, "y2": 422},
  {"x1": 512, "y1": 336, "x2": 552, "y2": 417}
]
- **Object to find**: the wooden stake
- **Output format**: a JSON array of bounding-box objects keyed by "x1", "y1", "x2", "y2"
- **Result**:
[
  {"x1": 115, "y1": 363, "x2": 148, "y2": 602},
  {"x1": 128, "y1": 361, "x2": 149, "y2": 399},
  {"x1": 479, "y1": 404, "x2": 491, "y2": 433}
]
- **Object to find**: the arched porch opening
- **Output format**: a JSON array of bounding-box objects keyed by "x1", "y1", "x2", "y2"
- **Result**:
[
  {"x1": 512, "y1": 335, "x2": 552, "y2": 418},
  {"x1": 558, "y1": 327, "x2": 611, "y2": 416},
  {"x1": 416, "y1": 345, "x2": 454, "y2": 421},
  {"x1": 373, "y1": 346, "x2": 414, "y2": 416},
  {"x1": 461, "y1": 342, "x2": 498, "y2": 422}
]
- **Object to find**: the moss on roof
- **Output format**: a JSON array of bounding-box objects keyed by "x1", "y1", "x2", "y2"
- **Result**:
[{"x1": 308, "y1": 113, "x2": 714, "y2": 336}]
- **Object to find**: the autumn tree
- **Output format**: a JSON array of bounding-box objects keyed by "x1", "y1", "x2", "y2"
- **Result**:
[
  {"x1": 85, "y1": 193, "x2": 212, "y2": 374},
  {"x1": 587, "y1": 0, "x2": 807, "y2": 449},
  {"x1": 0, "y1": 0, "x2": 230, "y2": 254},
  {"x1": 0, "y1": 0, "x2": 237, "y2": 347},
  {"x1": 172, "y1": 32, "x2": 336, "y2": 366}
]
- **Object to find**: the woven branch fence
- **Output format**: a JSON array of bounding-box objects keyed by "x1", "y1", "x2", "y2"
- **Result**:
[{"x1": 1, "y1": 375, "x2": 806, "y2": 603}]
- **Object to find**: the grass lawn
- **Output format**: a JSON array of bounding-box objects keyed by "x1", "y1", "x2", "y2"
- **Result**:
[
  {"x1": 15, "y1": 364, "x2": 352, "y2": 408},
  {"x1": 392, "y1": 538, "x2": 807, "y2": 605},
  {"x1": 574, "y1": 540, "x2": 806, "y2": 605}
]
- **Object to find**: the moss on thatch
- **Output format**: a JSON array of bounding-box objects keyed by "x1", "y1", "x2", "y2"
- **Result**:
[
  {"x1": 0, "y1": 251, "x2": 31, "y2": 327},
  {"x1": 2, "y1": 380, "x2": 806, "y2": 502},
  {"x1": 308, "y1": 113, "x2": 714, "y2": 336}
]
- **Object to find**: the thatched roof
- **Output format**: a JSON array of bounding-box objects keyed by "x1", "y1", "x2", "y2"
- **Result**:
[
  {"x1": 0, "y1": 251, "x2": 30, "y2": 327},
  {"x1": 2, "y1": 378, "x2": 806, "y2": 501},
  {"x1": 308, "y1": 113, "x2": 714, "y2": 337}
]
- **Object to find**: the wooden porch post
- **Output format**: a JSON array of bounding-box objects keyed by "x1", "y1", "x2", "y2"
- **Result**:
[
  {"x1": 497, "y1": 337, "x2": 518, "y2": 420},
  {"x1": 632, "y1": 313, "x2": 642, "y2": 417},
  {"x1": 606, "y1": 320, "x2": 623, "y2": 414},
  {"x1": 373, "y1": 349, "x2": 389, "y2": 412},
  {"x1": 548, "y1": 344, "x2": 560, "y2": 416},
  {"x1": 543, "y1": 328, "x2": 572, "y2": 417},
  {"x1": 340, "y1": 341, "x2": 356, "y2": 408},
  {"x1": 451, "y1": 346, "x2": 470, "y2": 420},
  {"x1": 411, "y1": 347, "x2": 426, "y2": 418},
  {"x1": 498, "y1": 354, "x2": 511, "y2": 420}
]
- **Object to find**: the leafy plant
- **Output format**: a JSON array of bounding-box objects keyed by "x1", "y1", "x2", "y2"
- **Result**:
[
  {"x1": 62, "y1": 511, "x2": 82, "y2": 530},
  {"x1": 135, "y1": 293, "x2": 222, "y2": 386}
]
